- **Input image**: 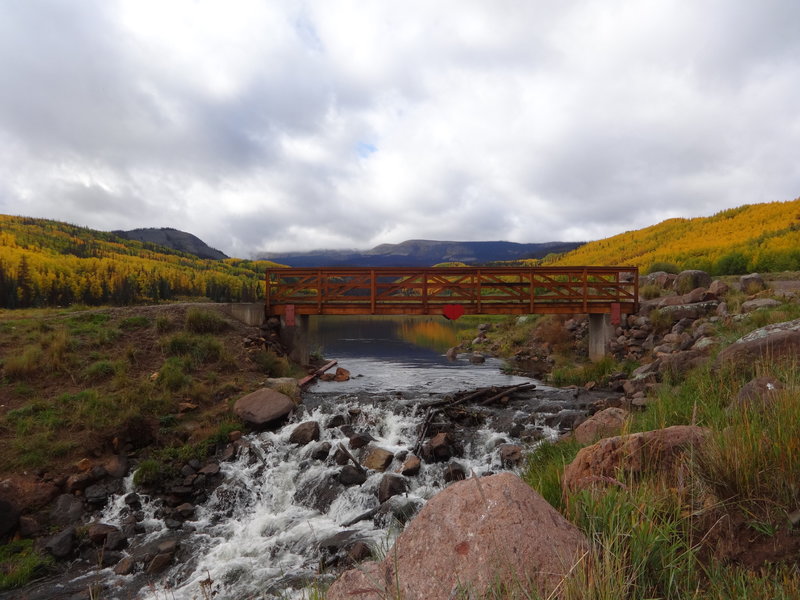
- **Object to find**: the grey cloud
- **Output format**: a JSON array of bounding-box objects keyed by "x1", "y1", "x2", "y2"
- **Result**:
[{"x1": 1, "y1": 1, "x2": 799, "y2": 256}]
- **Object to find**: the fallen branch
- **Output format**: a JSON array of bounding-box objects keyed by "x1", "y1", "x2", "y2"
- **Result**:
[
  {"x1": 420, "y1": 382, "x2": 536, "y2": 409},
  {"x1": 336, "y1": 442, "x2": 366, "y2": 475},
  {"x1": 479, "y1": 382, "x2": 536, "y2": 405},
  {"x1": 412, "y1": 406, "x2": 435, "y2": 456},
  {"x1": 341, "y1": 506, "x2": 380, "y2": 527},
  {"x1": 298, "y1": 359, "x2": 338, "y2": 388},
  {"x1": 420, "y1": 386, "x2": 493, "y2": 409}
]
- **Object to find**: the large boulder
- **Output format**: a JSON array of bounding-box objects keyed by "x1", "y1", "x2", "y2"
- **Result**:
[
  {"x1": 658, "y1": 287, "x2": 714, "y2": 308},
  {"x1": 731, "y1": 376, "x2": 784, "y2": 411},
  {"x1": 574, "y1": 407, "x2": 629, "y2": 445},
  {"x1": 740, "y1": 273, "x2": 766, "y2": 293},
  {"x1": 741, "y1": 298, "x2": 781, "y2": 312},
  {"x1": 715, "y1": 318, "x2": 800, "y2": 370},
  {"x1": 326, "y1": 473, "x2": 588, "y2": 600},
  {"x1": 643, "y1": 271, "x2": 677, "y2": 289},
  {"x1": 563, "y1": 425, "x2": 708, "y2": 492},
  {"x1": 657, "y1": 350, "x2": 708, "y2": 380},
  {"x1": 708, "y1": 280, "x2": 729, "y2": 296},
  {"x1": 674, "y1": 270, "x2": 711, "y2": 294},
  {"x1": 233, "y1": 388, "x2": 295, "y2": 428}
]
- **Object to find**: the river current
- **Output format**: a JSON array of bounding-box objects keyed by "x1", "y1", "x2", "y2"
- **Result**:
[{"x1": 81, "y1": 316, "x2": 560, "y2": 599}]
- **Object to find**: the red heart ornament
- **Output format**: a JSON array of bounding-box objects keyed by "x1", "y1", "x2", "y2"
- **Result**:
[{"x1": 442, "y1": 304, "x2": 465, "y2": 320}]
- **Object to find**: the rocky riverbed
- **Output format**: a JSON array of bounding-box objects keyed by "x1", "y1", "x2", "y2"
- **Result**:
[{"x1": 4, "y1": 354, "x2": 617, "y2": 600}]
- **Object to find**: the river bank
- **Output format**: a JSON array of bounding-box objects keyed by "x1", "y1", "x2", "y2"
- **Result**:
[
  {"x1": 4, "y1": 268, "x2": 800, "y2": 598},
  {"x1": 1, "y1": 308, "x2": 605, "y2": 598}
]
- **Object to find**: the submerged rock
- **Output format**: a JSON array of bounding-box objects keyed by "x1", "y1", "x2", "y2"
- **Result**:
[{"x1": 289, "y1": 421, "x2": 321, "y2": 445}]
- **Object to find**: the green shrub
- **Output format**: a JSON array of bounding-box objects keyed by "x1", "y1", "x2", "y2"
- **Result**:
[
  {"x1": 162, "y1": 333, "x2": 224, "y2": 366},
  {"x1": 696, "y1": 381, "x2": 800, "y2": 520},
  {"x1": 2, "y1": 345, "x2": 42, "y2": 379},
  {"x1": 154, "y1": 442, "x2": 209, "y2": 464},
  {"x1": 132, "y1": 458, "x2": 169, "y2": 487},
  {"x1": 83, "y1": 359, "x2": 117, "y2": 381},
  {"x1": 68, "y1": 312, "x2": 110, "y2": 327},
  {"x1": 713, "y1": 251, "x2": 749, "y2": 276},
  {"x1": 8, "y1": 432, "x2": 70, "y2": 469},
  {"x1": 0, "y1": 540, "x2": 53, "y2": 590},
  {"x1": 640, "y1": 283, "x2": 663, "y2": 300},
  {"x1": 93, "y1": 326, "x2": 122, "y2": 347},
  {"x1": 549, "y1": 357, "x2": 630, "y2": 387},
  {"x1": 251, "y1": 349, "x2": 292, "y2": 377},
  {"x1": 5, "y1": 403, "x2": 62, "y2": 435},
  {"x1": 155, "y1": 315, "x2": 174, "y2": 333},
  {"x1": 561, "y1": 484, "x2": 697, "y2": 600},
  {"x1": 646, "y1": 261, "x2": 680, "y2": 275},
  {"x1": 208, "y1": 420, "x2": 241, "y2": 446},
  {"x1": 41, "y1": 329, "x2": 72, "y2": 370},
  {"x1": 631, "y1": 365, "x2": 735, "y2": 433},
  {"x1": 648, "y1": 308, "x2": 674, "y2": 333},
  {"x1": 157, "y1": 357, "x2": 192, "y2": 391},
  {"x1": 522, "y1": 439, "x2": 581, "y2": 511},
  {"x1": 119, "y1": 316, "x2": 151, "y2": 330},
  {"x1": 185, "y1": 308, "x2": 229, "y2": 334},
  {"x1": 57, "y1": 389, "x2": 115, "y2": 426}
]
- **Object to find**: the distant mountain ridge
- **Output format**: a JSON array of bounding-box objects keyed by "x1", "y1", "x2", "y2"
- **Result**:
[
  {"x1": 260, "y1": 239, "x2": 584, "y2": 267},
  {"x1": 113, "y1": 227, "x2": 228, "y2": 260},
  {"x1": 0, "y1": 215, "x2": 282, "y2": 308}
]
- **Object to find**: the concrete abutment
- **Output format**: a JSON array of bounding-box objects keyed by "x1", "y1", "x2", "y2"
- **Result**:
[{"x1": 588, "y1": 313, "x2": 614, "y2": 362}]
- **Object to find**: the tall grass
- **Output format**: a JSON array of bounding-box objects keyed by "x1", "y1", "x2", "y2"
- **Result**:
[
  {"x1": 549, "y1": 356, "x2": 634, "y2": 387},
  {"x1": 0, "y1": 540, "x2": 53, "y2": 590},
  {"x1": 563, "y1": 484, "x2": 699, "y2": 600},
  {"x1": 695, "y1": 381, "x2": 800, "y2": 520},
  {"x1": 185, "y1": 308, "x2": 230, "y2": 334},
  {"x1": 161, "y1": 333, "x2": 225, "y2": 366},
  {"x1": 251, "y1": 349, "x2": 293, "y2": 378},
  {"x1": 2, "y1": 344, "x2": 43, "y2": 379},
  {"x1": 523, "y1": 440, "x2": 581, "y2": 511}
]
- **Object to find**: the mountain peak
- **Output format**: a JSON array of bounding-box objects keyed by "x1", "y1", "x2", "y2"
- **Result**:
[{"x1": 113, "y1": 228, "x2": 228, "y2": 260}]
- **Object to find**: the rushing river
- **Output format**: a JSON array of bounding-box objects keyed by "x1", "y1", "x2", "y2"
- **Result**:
[{"x1": 70, "y1": 316, "x2": 566, "y2": 600}]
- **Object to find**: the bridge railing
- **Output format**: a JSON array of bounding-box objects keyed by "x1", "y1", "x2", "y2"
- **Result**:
[{"x1": 265, "y1": 266, "x2": 638, "y2": 316}]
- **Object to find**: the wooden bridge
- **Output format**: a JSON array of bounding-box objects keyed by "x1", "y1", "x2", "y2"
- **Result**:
[
  {"x1": 265, "y1": 266, "x2": 638, "y2": 320},
  {"x1": 264, "y1": 266, "x2": 638, "y2": 362}
]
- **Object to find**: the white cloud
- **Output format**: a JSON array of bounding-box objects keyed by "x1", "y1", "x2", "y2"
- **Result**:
[{"x1": 0, "y1": 0, "x2": 799, "y2": 256}]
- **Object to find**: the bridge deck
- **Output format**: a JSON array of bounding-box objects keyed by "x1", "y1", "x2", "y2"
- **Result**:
[{"x1": 265, "y1": 266, "x2": 638, "y2": 317}]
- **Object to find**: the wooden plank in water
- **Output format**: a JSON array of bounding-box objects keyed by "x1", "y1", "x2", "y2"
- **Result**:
[{"x1": 298, "y1": 359, "x2": 338, "y2": 388}]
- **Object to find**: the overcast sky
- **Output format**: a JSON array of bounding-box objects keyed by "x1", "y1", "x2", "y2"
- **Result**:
[{"x1": 1, "y1": 1, "x2": 799, "y2": 257}]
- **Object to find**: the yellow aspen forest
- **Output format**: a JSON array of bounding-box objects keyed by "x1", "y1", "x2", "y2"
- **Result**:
[
  {"x1": 0, "y1": 215, "x2": 285, "y2": 308},
  {"x1": 545, "y1": 198, "x2": 800, "y2": 274}
]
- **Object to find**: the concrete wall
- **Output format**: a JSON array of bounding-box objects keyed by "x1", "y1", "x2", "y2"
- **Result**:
[
  {"x1": 588, "y1": 313, "x2": 613, "y2": 362},
  {"x1": 222, "y1": 303, "x2": 265, "y2": 326}
]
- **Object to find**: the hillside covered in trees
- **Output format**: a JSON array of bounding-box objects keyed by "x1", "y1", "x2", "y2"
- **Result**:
[
  {"x1": 0, "y1": 216, "x2": 284, "y2": 308},
  {"x1": 545, "y1": 198, "x2": 800, "y2": 274}
]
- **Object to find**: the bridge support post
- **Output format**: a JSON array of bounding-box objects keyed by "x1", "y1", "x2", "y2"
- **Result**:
[
  {"x1": 588, "y1": 313, "x2": 613, "y2": 362},
  {"x1": 279, "y1": 314, "x2": 310, "y2": 365}
]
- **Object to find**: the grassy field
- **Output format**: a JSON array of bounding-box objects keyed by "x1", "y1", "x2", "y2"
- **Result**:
[
  {"x1": 0, "y1": 303, "x2": 299, "y2": 477},
  {"x1": 504, "y1": 297, "x2": 800, "y2": 598}
]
